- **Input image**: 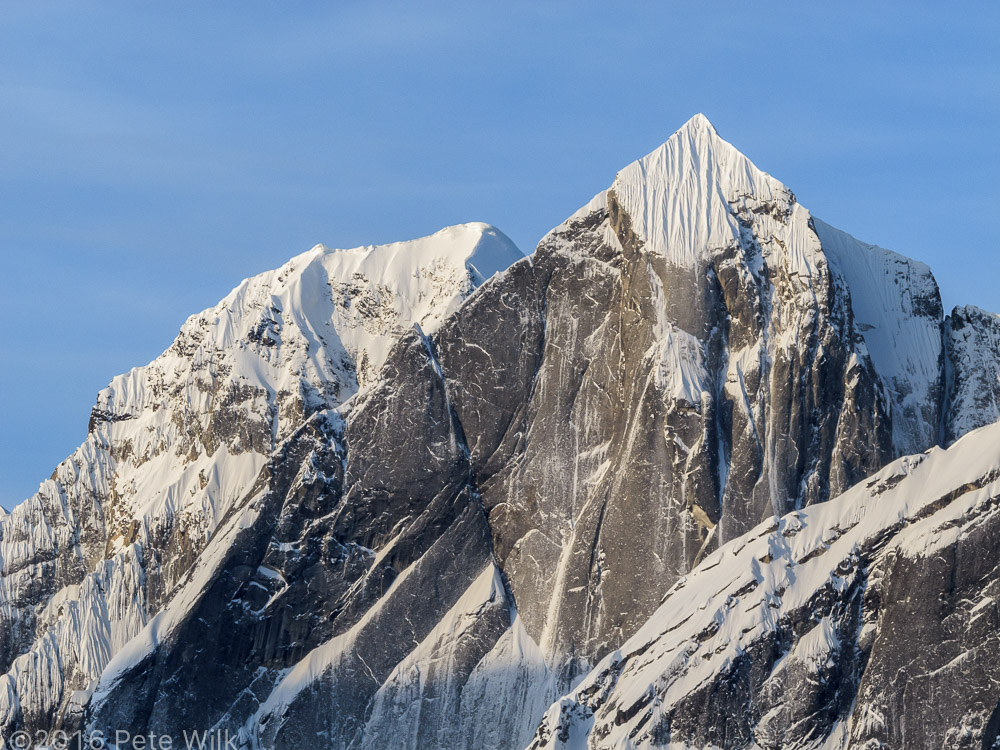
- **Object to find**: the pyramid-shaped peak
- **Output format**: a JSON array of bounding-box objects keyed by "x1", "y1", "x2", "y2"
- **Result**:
[
  {"x1": 657, "y1": 113, "x2": 736, "y2": 157},
  {"x1": 605, "y1": 115, "x2": 794, "y2": 265},
  {"x1": 645, "y1": 113, "x2": 752, "y2": 169},
  {"x1": 615, "y1": 113, "x2": 783, "y2": 198},
  {"x1": 677, "y1": 112, "x2": 719, "y2": 135}
]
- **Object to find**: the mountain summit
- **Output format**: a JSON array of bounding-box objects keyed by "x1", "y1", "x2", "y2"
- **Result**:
[
  {"x1": 2, "y1": 117, "x2": 999, "y2": 749},
  {"x1": 612, "y1": 113, "x2": 794, "y2": 264}
]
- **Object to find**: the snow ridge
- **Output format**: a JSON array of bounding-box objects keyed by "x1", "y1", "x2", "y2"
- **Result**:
[{"x1": 611, "y1": 113, "x2": 800, "y2": 270}]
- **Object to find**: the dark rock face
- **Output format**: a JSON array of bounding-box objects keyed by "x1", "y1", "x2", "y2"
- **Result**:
[
  {"x1": 847, "y1": 508, "x2": 1000, "y2": 749},
  {"x1": 431, "y1": 189, "x2": 898, "y2": 676},
  {"x1": 86, "y1": 329, "x2": 508, "y2": 745},
  {"x1": 87, "y1": 413, "x2": 348, "y2": 738}
]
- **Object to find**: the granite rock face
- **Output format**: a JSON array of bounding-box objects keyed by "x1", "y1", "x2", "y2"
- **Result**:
[{"x1": 2, "y1": 116, "x2": 999, "y2": 750}]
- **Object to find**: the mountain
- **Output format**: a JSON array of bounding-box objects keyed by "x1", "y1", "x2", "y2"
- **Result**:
[{"x1": 1, "y1": 115, "x2": 998, "y2": 750}]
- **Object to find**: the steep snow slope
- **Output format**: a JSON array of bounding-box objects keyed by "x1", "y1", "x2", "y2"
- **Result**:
[
  {"x1": 610, "y1": 114, "x2": 807, "y2": 271},
  {"x1": 945, "y1": 305, "x2": 1000, "y2": 445},
  {"x1": 815, "y1": 219, "x2": 943, "y2": 455},
  {"x1": 0, "y1": 223, "x2": 521, "y2": 737},
  {"x1": 529, "y1": 420, "x2": 1000, "y2": 750}
]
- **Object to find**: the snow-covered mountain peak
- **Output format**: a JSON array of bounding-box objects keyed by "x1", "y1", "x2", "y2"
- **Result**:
[
  {"x1": 637, "y1": 112, "x2": 763, "y2": 175},
  {"x1": 313, "y1": 221, "x2": 520, "y2": 278},
  {"x1": 85, "y1": 220, "x2": 524, "y2": 526},
  {"x1": 676, "y1": 111, "x2": 715, "y2": 132},
  {"x1": 308, "y1": 222, "x2": 522, "y2": 383},
  {"x1": 606, "y1": 114, "x2": 796, "y2": 267},
  {"x1": 7, "y1": 117, "x2": 1000, "y2": 750},
  {"x1": 553, "y1": 115, "x2": 946, "y2": 459}
]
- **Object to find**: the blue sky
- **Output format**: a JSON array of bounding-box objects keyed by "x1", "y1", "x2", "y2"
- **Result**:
[{"x1": 2, "y1": 2, "x2": 998, "y2": 509}]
